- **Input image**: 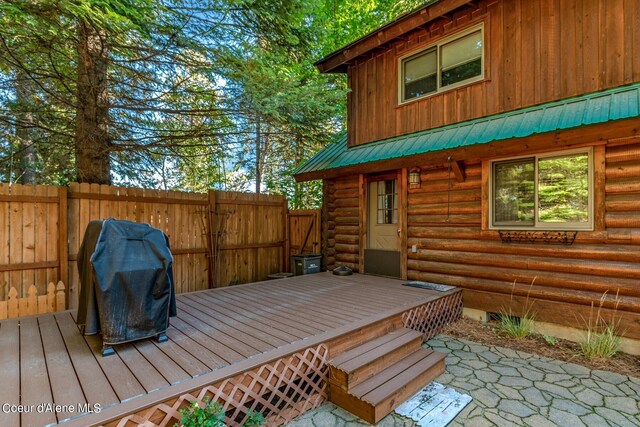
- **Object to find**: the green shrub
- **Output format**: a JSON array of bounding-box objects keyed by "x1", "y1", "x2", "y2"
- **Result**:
[
  {"x1": 543, "y1": 335, "x2": 557, "y2": 346},
  {"x1": 176, "y1": 398, "x2": 264, "y2": 427},
  {"x1": 496, "y1": 308, "x2": 535, "y2": 339}
]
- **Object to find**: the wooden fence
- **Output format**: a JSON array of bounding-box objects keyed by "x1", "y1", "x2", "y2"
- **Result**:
[
  {"x1": 288, "y1": 209, "x2": 321, "y2": 257},
  {"x1": 0, "y1": 182, "x2": 320, "y2": 310}
]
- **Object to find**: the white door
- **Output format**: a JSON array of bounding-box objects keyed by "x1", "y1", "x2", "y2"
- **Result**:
[{"x1": 368, "y1": 179, "x2": 399, "y2": 250}]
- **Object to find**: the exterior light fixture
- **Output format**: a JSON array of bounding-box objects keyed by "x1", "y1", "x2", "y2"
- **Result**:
[{"x1": 409, "y1": 167, "x2": 421, "y2": 187}]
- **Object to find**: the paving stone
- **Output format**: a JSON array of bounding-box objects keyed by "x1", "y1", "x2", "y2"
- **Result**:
[
  {"x1": 446, "y1": 355, "x2": 461, "y2": 365},
  {"x1": 498, "y1": 376, "x2": 533, "y2": 388},
  {"x1": 475, "y1": 369, "x2": 500, "y2": 384},
  {"x1": 312, "y1": 409, "x2": 342, "y2": 427},
  {"x1": 478, "y1": 350, "x2": 501, "y2": 364},
  {"x1": 493, "y1": 383, "x2": 524, "y2": 400},
  {"x1": 597, "y1": 381, "x2": 627, "y2": 397},
  {"x1": 483, "y1": 408, "x2": 524, "y2": 426},
  {"x1": 603, "y1": 396, "x2": 639, "y2": 415},
  {"x1": 446, "y1": 340, "x2": 465, "y2": 350},
  {"x1": 448, "y1": 365, "x2": 474, "y2": 378},
  {"x1": 530, "y1": 360, "x2": 566, "y2": 374},
  {"x1": 517, "y1": 367, "x2": 545, "y2": 381},
  {"x1": 460, "y1": 359, "x2": 488, "y2": 370},
  {"x1": 520, "y1": 387, "x2": 551, "y2": 407},
  {"x1": 561, "y1": 362, "x2": 592, "y2": 377},
  {"x1": 522, "y1": 414, "x2": 558, "y2": 427},
  {"x1": 534, "y1": 381, "x2": 576, "y2": 399},
  {"x1": 618, "y1": 383, "x2": 638, "y2": 397},
  {"x1": 580, "y1": 413, "x2": 611, "y2": 426},
  {"x1": 435, "y1": 372, "x2": 454, "y2": 384},
  {"x1": 468, "y1": 343, "x2": 490, "y2": 353},
  {"x1": 595, "y1": 406, "x2": 640, "y2": 426},
  {"x1": 593, "y1": 370, "x2": 629, "y2": 385},
  {"x1": 551, "y1": 398, "x2": 591, "y2": 416},
  {"x1": 490, "y1": 365, "x2": 521, "y2": 377},
  {"x1": 547, "y1": 407, "x2": 587, "y2": 427},
  {"x1": 575, "y1": 388, "x2": 604, "y2": 407},
  {"x1": 470, "y1": 387, "x2": 500, "y2": 408},
  {"x1": 498, "y1": 399, "x2": 537, "y2": 418},
  {"x1": 494, "y1": 346, "x2": 521, "y2": 359},
  {"x1": 544, "y1": 373, "x2": 573, "y2": 384}
]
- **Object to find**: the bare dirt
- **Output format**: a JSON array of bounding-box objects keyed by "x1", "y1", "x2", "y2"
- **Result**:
[{"x1": 442, "y1": 317, "x2": 640, "y2": 379}]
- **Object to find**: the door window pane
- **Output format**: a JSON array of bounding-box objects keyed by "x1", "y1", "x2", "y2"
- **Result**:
[{"x1": 377, "y1": 180, "x2": 397, "y2": 224}]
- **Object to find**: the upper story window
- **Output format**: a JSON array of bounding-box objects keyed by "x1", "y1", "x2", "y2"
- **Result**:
[
  {"x1": 490, "y1": 149, "x2": 593, "y2": 230},
  {"x1": 400, "y1": 24, "x2": 484, "y2": 103}
]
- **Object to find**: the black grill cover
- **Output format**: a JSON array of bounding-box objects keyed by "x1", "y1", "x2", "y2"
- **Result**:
[{"x1": 76, "y1": 219, "x2": 176, "y2": 345}]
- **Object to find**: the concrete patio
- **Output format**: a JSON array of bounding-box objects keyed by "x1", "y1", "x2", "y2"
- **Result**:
[{"x1": 288, "y1": 335, "x2": 640, "y2": 427}]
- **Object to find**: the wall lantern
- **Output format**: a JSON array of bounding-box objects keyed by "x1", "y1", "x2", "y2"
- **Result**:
[{"x1": 408, "y1": 167, "x2": 421, "y2": 187}]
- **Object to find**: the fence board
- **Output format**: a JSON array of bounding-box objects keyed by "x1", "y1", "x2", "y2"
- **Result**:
[
  {"x1": 288, "y1": 209, "x2": 322, "y2": 257},
  {"x1": 1, "y1": 183, "x2": 293, "y2": 311}
]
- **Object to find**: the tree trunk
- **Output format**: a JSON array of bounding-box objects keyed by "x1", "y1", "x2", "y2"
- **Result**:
[
  {"x1": 255, "y1": 113, "x2": 262, "y2": 193},
  {"x1": 15, "y1": 72, "x2": 36, "y2": 184},
  {"x1": 76, "y1": 22, "x2": 111, "y2": 184}
]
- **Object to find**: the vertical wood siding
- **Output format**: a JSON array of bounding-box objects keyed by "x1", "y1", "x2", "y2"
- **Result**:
[{"x1": 347, "y1": 0, "x2": 640, "y2": 146}]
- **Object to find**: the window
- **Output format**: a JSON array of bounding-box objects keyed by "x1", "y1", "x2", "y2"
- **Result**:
[
  {"x1": 377, "y1": 180, "x2": 398, "y2": 224},
  {"x1": 491, "y1": 150, "x2": 593, "y2": 230},
  {"x1": 400, "y1": 24, "x2": 483, "y2": 103}
]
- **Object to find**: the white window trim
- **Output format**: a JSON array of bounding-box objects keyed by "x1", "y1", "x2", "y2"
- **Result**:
[
  {"x1": 488, "y1": 148, "x2": 594, "y2": 231},
  {"x1": 398, "y1": 23, "x2": 485, "y2": 105}
]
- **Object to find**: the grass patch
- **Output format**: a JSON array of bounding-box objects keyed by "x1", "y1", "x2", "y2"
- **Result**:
[
  {"x1": 496, "y1": 279, "x2": 536, "y2": 339},
  {"x1": 579, "y1": 292, "x2": 622, "y2": 359}
]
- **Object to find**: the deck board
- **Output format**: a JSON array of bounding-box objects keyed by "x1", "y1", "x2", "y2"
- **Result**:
[
  {"x1": 1, "y1": 272, "x2": 459, "y2": 427},
  {"x1": 20, "y1": 316, "x2": 56, "y2": 427},
  {"x1": 38, "y1": 316, "x2": 86, "y2": 423},
  {"x1": 0, "y1": 319, "x2": 20, "y2": 427}
]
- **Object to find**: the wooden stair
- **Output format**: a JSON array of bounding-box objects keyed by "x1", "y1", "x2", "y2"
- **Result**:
[{"x1": 329, "y1": 327, "x2": 446, "y2": 425}]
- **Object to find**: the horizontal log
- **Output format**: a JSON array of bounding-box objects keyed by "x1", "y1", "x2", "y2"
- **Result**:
[
  {"x1": 406, "y1": 270, "x2": 639, "y2": 312},
  {"x1": 334, "y1": 198, "x2": 359, "y2": 208},
  {"x1": 335, "y1": 243, "x2": 359, "y2": 254},
  {"x1": 408, "y1": 189, "x2": 481, "y2": 204},
  {"x1": 406, "y1": 259, "x2": 640, "y2": 298},
  {"x1": 335, "y1": 216, "x2": 359, "y2": 225},
  {"x1": 463, "y1": 289, "x2": 640, "y2": 340},
  {"x1": 335, "y1": 234, "x2": 359, "y2": 244},
  {"x1": 408, "y1": 214, "x2": 481, "y2": 225},
  {"x1": 335, "y1": 253, "x2": 359, "y2": 263},
  {"x1": 408, "y1": 202, "x2": 481, "y2": 215},
  {"x1": 420, "y1": 163, "x2": 481, "y2": 180},
  {"x1": 333, "y1": 188, "x2": 359, "y2": 199},
  {"x1": 408, "y1": 226, "x2": 482, "y2": 240},
  {"x1": 328, "y1": 207, "x2": 359, "y2": 219},
  {"x1": 334, "y1": 225, "x2": 360, "y2": 235},
  {"x1": 417, "y1": 177, "x2": 481, "y2": 193},
  {"x1": 605, "y1": 194, "x2": 640, "y2": 212},
  {"x1": 605, "y1": 144, "x2": 640, "y2": 163},
  {"x1": 410, "y1": 248, "x2": 640, "y2": 283},
  {"x1": 605, "y1": 178, "x2": 640, "y2": 194},
  {"x1": 605, "y1": 212, "x2": 640, "y2": 228},
  {"x1": 605, "y1": 160, "x2": 640, "y2": 179},
  {"x1": 406, "y1": 238, "x2": 640, "y2": 263},
  {"x1": 607, "y1": 229, "x2": 640, "y2": 244},
  {"x1": 333, "y1": 178, "x2": 360, "y2": 190}
]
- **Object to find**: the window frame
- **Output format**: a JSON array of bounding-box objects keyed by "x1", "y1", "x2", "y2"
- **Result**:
[
  {"x1": 489, "y1": 148, "x2": 594, "y2": 231},
  {"x1": 398, "y1": 23, "x2": 485, "y2": 104},
  {"x1": 376, "y1": 179, "x2": 398, "y2": 225}
]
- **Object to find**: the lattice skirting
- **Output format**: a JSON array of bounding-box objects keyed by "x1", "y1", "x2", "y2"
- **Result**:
[
  {"x1": 110, "y1": 344, "x2": 329, "y2": 427},
  {"x1": 402, "y1": 292, "x2": 463, "y2": 341}
]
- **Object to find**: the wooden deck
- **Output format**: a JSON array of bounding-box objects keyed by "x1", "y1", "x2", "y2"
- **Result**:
[{"x1": 0, "y1": 272, "x2": 461, "y2": 427}]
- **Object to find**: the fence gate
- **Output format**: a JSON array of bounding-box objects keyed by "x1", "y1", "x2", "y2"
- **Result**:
[{"x1": 288, "y1": 209, "x2": 321, "y2": 259}]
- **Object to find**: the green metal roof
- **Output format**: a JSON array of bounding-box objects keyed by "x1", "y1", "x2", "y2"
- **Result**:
[{"x1": 294, "y1": 83, "x2": 640, "y2": 179}]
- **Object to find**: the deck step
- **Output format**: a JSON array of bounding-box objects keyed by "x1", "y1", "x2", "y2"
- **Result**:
[
  {"x1": 330, "y1": 348, "x2": 445, "y2": 424},
  {"x1": 330, "y1": 327, "x2": 423, "y2": 390}
]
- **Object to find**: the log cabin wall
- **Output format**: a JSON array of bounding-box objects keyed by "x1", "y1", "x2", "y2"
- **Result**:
[
  {"x1": 323, "y1": 139, "x2": 640, "y2": 339},
  {"x1": 348, "y1": 0, "x2": 640, "y2": 147},
  {"x1": 325, "y1": 175, "x2": 361, "y2": 272}
]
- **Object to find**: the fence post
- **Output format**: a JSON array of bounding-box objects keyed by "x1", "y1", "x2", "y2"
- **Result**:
[
  {"x1": 207, "y1": 190, "x2": 217, "y2": 288},
  {"x1": 283, "y1": 198, "x2": 289, "y2": 273},
  {"x1": 58, "y1": 186, "x2": 69, "y2": 298}
]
